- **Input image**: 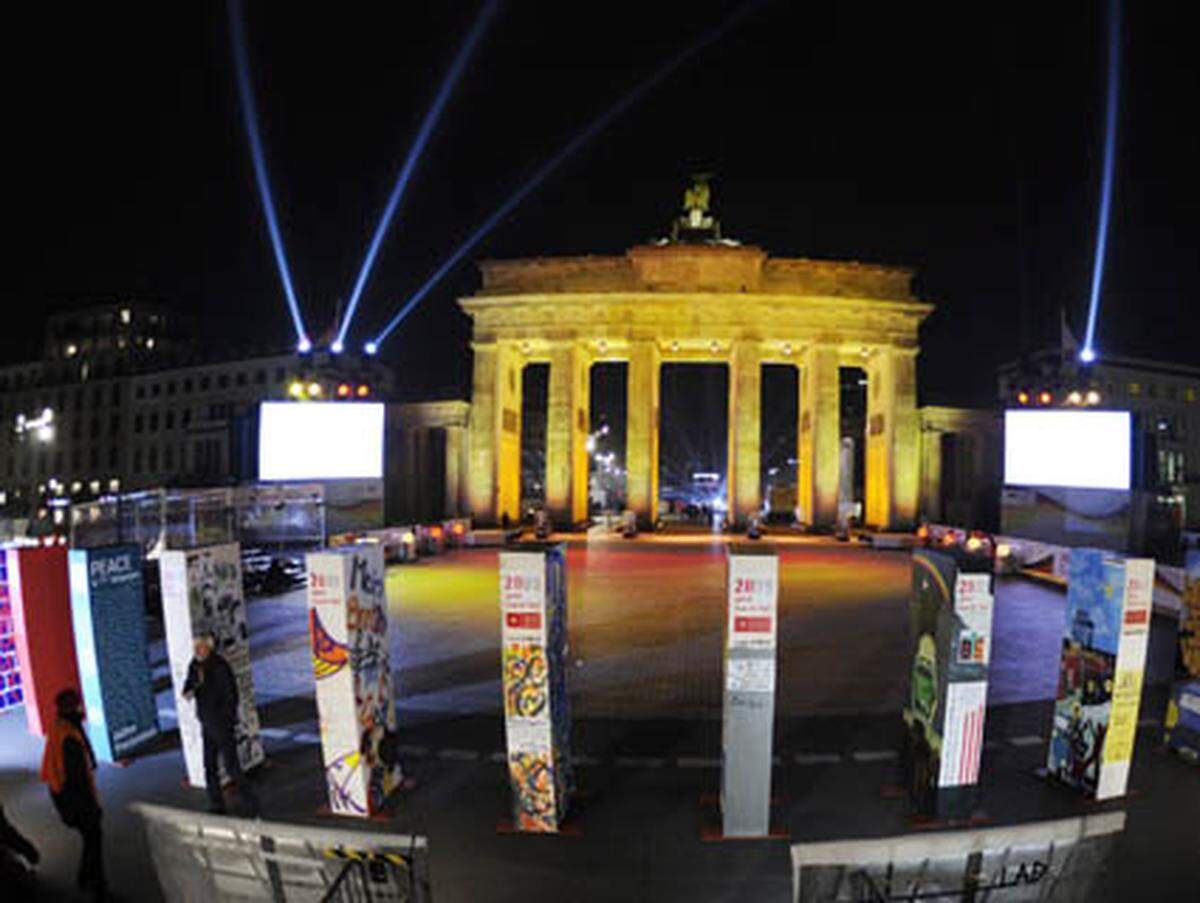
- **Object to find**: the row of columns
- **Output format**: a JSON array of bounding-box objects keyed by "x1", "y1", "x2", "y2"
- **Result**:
[
  {"x1": 467, "y1": 340, "x2": 918, "y2": 530},
  {"x1": 390, "y1": 423, "x2": 467, "y2": 522}
]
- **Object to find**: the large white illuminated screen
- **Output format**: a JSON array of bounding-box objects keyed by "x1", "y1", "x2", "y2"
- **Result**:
[
  {"x1": 259, "y1": 402, "x2": 383, "y2": 480},
  {"x1": 1004, "y1": 410, "x2": 1130, "y2": 490}
]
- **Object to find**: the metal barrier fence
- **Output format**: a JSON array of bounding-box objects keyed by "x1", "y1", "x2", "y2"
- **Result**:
[
  {"x1": 790, "y1": 811, "x2": 1125, "y2": 902},
  {"x1": 132, "y1": 802, "x2": 431, "y2": 902},
  {"x1": 70, "y1": 484, "x2": 326, "y2": 555}
]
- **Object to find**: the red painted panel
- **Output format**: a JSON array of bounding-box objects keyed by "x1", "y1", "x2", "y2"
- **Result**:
[{"x1": 9, "y1": 547, "x2": 80, "y2": 736}]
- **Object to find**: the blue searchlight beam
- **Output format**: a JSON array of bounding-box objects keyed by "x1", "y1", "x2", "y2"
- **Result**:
[
  {"x1": 228, "y1": 0, "x2": 310, "y2": 350},
  {"x1": 1081, "y1": 0, "x2": 1121, "y2": 365},
  {"x1": 368, "y1": 0, "x2": 770, "y2": 351},
  {"x1": 335, "y1": 0, "x2": 501, "y2": 349}
]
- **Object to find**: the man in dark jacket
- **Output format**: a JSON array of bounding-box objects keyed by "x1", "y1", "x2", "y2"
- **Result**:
[
  {"x1": 183, "y1": 633, "x2": 260, "y2": 815},
  {"x1": 40, "y1": 688, "x2": 107, "y2": 900}
]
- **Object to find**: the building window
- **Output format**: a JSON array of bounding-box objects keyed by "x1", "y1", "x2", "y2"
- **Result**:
[
  {"x1": 164, "y1": 446, "x2": 174, "y2": 471},
  {"x1": 1129, "y1": 382, "x2": 1141, "y2": 396},
  {"x1": 275, "y1": 367, "x2": 285, "y2": 382},
  {"x1": 133, "y1": 448, "x2": 143, "y2": 473},
  {"x1": 1188, "y1": 387, "x2": 1198, "y2": 403},
  {"x1": 182, "y1": 408, "x2": 191, "y2": 427},
  {"x1": 110, "y1": 384, "x2": 120, "y2": 405},
  {"x1": 149, "y1": 412, "x2": 159, "y2": 432},
  {"x1": 165, "y1": 411, "x2": 175, "y2": 430},
  {"x1": 168, "y1": 381, "x2": 176, "y2": 396},
  {"x1": 148, "y1": 446, "x2": 158, "y2": 472},
  {"x1": 89, "y1": 447, "x2": 99, "y2": 469},
  {"x1": 108, "y1": 447, "x2": 119, "y2": 468},
  {"x1": 135, "y1": 414, "x2": 144, "y2": 433},
  {"x1": 71, "y1": 449, "x2": 82, "y2": 471},
  {"x1": 236, "y1": 372, "x2": 247, "y2": 387},
  {"x1": 90, "y1": 418, "x2": 100, "y2": 439},
  {"x1": 184, "y1": 377, "x2": 193, "y2": 393},
  {"x1": 152, "y1": 383, "x2": 161, "y2": 398},
  {"x1": 218, "y1": 374, "x2": 229, "y2": 389},
  {"x1": 255, "y1": 369, "x2": 266, "y2": 384},
  {"x1": 110, "y1": 414, "x2": 120, "y2": 436},
  {"x1": 1148, "y1": 383, "x2": 1158, "y2": 399},
  {"x1": 200, "y1": 376, "x2": 211, "y2": 390},
  {"x1": 136, "y1": 385, "x2": 145, "y2": 399}
]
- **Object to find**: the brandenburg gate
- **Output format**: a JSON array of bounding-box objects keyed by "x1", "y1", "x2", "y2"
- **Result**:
[{"x1": 459, "y1": 189, "x2": 932, "y2": 531}]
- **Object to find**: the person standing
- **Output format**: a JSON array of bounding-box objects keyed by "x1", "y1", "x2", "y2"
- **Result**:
[
  {"x1": 40, "y1": 688, "x2": 108, "y2": 900},
  {"x1": 183, "y1": 633, "x2": 260, "y2": 816}
]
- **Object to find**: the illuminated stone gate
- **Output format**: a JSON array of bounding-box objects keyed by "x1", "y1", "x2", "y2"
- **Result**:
[{"x1": 459, "y1": 194, "x2": 932, "y2": 530}]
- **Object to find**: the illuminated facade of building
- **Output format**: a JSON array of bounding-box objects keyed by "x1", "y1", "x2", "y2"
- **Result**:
[
  {"x1": 0, "y1": 301, "x2": 391, "y2": 529},
  {"x1": 459, "y1": 239, "x2": 933, "y2": 529}
]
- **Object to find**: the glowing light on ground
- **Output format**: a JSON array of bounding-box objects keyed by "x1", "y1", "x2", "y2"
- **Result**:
[
  {"x1": 1081, "y1": 0, "x2": 1121, "y2": 365},
  {"x1": 368, "y1": 0, "x2": 768, "y2": 350},
  {"x1": 228, "y1": 0, "x2": 310, "y2": 349},
  {"x1": 335, "y1": 0, "x2": 501, "y2": 348}
]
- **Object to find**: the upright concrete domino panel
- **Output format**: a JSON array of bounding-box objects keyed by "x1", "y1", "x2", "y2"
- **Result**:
[
  {"x1": 6, "y1": 546, "x2": 79, "y2": 736},
  {"x1": 1047, "y1": 549, "x2": 1154, "y2": 800},
  {"x1": 903, "y1": 546, "x2": 995, "y2": 817},
  {"x1": 306, "y1": 544, "x2": 401, "y2": 817},
  {"x1": 67, "y1": 545, "x2": 159, "y2": 762},
  {"x1": 722, "y1": 543, "x2": 779, "y2": 837},
  {"x1": 500, "y1": 542, "x2": 572, "y2": 832},
  {"x1": 160, "y1": 543, "x2": 263, "y2": 787}
]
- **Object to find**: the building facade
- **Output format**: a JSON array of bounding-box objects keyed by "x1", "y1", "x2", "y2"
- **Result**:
[
  {"x1": 0, "y1": 302, "x2": 392, "y2": 527},
  {"x1": 459, "y1": 241, "x2": 932, "y2": 530}
]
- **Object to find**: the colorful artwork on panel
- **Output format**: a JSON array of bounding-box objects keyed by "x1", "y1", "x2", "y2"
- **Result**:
[
  {"x1": 1047, "y1": 549, "x2": 1153, "y2": 799},
  {"x1": 903, "y1": 546, "x2": 994, "y2": 815},
  {"x1": 160, "y1": 543, "x2": 263, "y2": 787},
  {"x1": 306, "y1": 545, "x2": 401, "y2": 817},
  {"x1": 499, "y1": 544, "x2": 572, "y2": 832},
  {"x1": 0, "y1": 553, "x2": 24, "y2": 713},
  {"x1": 1164, "y1": 573, "x2": 1200, "y2": 761},
  {"x1": 67, "y1": 546, "x2": 159, "y2": 762},
  {"x1": 310, "y1": 608, "x2": 349, "y2": 679}
]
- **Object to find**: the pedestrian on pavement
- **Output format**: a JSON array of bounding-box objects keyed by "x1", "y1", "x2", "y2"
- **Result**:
[
  {"x1": 40, "y1": 688, "x2": 108, "y2": 900},
  {"x1": 0, "y1": 804, "x2": 40, "y2": 893},
  {"x1": 182, "y1": 632, "x2": 261, "y2": 816}
]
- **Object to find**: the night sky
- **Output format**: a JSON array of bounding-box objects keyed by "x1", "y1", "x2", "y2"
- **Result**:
[{"x1": 3, "y1": 1, "x2": 1197, "y2": 411}]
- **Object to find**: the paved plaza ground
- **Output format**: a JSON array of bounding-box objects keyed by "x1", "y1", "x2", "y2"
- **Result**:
[{"x1": 0, "y1": 537, "x2": 1196, "y2": 900}]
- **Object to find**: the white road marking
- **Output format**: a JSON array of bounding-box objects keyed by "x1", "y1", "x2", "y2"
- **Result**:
[
  {"x1": 851, "y1": 750, "x2": 898, "y2": 763},
  {"x1": 794, "y1": 753, "x2": 842, "y2": 766},
  {"x1": 1007, "y1": 735, "x2": 1044, "y2": 747}
]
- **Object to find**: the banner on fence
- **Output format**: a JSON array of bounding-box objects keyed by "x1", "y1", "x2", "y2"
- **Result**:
[{"x1": 791, "y1": 811, "x2": 1125, "y2": 903}]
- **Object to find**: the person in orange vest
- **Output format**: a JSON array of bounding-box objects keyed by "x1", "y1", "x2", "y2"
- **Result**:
[{"x1": 41, "y1": 687, "x2": 108, "y2": 901}]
